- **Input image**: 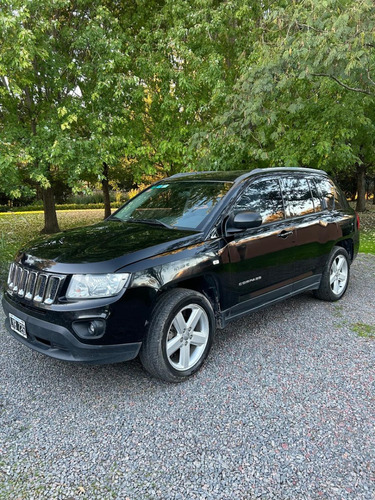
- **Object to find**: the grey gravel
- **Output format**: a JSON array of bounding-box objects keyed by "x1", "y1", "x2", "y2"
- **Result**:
[{"x1": 0, "y1": 253, "x2": 374, "y2": 500}]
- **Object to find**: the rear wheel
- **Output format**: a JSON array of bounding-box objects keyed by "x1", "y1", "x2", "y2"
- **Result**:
[
  {"x1": 139, "y1": 288, "x2": 215, "y2": 382},
  {"x1": 314, "y1": 246, "x2": 350, "y2": 301}
]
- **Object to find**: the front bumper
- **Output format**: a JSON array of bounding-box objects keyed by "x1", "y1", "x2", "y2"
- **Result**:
[{"x1": 2, "y1": 294, "x2": 141, "y2": 364}]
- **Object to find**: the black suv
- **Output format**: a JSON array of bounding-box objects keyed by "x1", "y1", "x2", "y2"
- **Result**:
[{"x1": 3, "y1": 168, "x2": 359, "y2": 382}]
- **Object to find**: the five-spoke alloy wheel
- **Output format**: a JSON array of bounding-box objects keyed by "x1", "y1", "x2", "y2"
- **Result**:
[
  {"x1": 165, "y1": 303, "x2": 210, "y2": 372},
  {"x1": 314, "y1": 246, "x2": 350, "y2": 301},
  {"x1": 329, "y1": 254, "x2": 349, "y2": 297},
  {"x1": 140, "y1": 289, "x2": 215, "y2": 382}
]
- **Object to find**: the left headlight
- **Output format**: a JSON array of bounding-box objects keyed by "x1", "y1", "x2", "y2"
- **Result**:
[{"x1": 66, "y1": 273, "x2": 131, "y2": 300}]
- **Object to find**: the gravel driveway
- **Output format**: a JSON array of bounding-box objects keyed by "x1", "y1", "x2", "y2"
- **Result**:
[{"x1": 1, "y1": 254, "x2": 374, "y2": 500}]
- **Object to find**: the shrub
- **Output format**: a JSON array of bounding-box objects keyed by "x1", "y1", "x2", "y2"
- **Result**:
[{"x1": 0, "y1": 201, "x2": 125, "y2": 213}]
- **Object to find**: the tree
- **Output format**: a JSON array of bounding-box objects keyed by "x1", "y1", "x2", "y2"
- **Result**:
[
  {"x1": 139, "y1": 0, "x2": 267, "y2": 173},
  {"x1": 2, "y1": 0, "x2": 373, "y2": 226},
  {"x1": 204, "y1": 0, "x2": 375, "y2": 210},
  {"x1": 0, "y1": 0, "x2": 153, "y2": 232}
]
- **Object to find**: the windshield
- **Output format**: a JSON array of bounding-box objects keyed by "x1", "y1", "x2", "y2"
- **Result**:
[{"x1": 112, "y1": 180, "x2": 232, "y2": 230}]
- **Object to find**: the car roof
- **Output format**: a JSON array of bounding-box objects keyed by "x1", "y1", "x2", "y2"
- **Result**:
[{"x1": 167, "y1": 167, "x2": 328, "y2": 184}]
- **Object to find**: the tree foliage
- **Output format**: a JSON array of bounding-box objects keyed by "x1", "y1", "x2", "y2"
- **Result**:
[
  {"x1": 0, "y1": 0, "x2": 374, "y2": 233},
  {"x1": 0, "y1": 0, "x2": 157, "y2": 231},
  {"x1": 203, "y1": 0, "x2": 375, "y2": 210},
  {"x1": 145, "y1": 0, "x2": 269, "y2": 172}
]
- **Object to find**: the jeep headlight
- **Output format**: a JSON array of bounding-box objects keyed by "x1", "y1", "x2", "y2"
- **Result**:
[{"x1": 66, "y1": 273, "x2": 130, "y2": 299}]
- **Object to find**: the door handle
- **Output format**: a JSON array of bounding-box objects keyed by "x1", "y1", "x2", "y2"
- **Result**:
[{"x1": 278, "y1": 230, "x2": 293, "y2": 239}]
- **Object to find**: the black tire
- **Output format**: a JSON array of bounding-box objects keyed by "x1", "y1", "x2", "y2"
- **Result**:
[
  {"x1": 139, "y1": 288, "x2": 215, "y2": 382},
  {"x1": 314, "y1": 246, "x2": 350, "y2": 302}
]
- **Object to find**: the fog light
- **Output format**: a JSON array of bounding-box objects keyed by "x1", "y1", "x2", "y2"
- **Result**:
[
  {"x1": 72, "y1": 319, "x2": 106, "y2": 339},
  {"x1": 88, "y1": 320, "x2": 105, "y2": 336}
]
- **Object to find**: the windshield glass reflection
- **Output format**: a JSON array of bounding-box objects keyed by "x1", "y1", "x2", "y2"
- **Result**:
[{"x1": 113, "y1": 181, "x2": 232, "y2": 230}]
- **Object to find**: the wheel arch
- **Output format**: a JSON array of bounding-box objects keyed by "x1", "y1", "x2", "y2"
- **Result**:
[
  {"x1": 335, "y1": 238, "x2": 354, "y2": 261},
  {"x1": 158, "y1": 274, "x2": 222, "y2": 325}
]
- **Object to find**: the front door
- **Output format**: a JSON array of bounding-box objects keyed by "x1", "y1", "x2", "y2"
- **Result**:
[{"x1": 223, "y1": 177, "x2": 298, "y2": 317}]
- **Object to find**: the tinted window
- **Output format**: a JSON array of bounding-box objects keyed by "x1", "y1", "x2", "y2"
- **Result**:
[
  {"x1": 308, "y1": 178, "x2": 322, "y2": 212},
  {"x1": 315, "y1": 178, "x2": 343, "y2": 211},
  {"x1": 282, "y1": 177, "x2": 315, "y2": 217},
  {"x1": 234, "y1": 178, "x2": 284, "y2": 223}
]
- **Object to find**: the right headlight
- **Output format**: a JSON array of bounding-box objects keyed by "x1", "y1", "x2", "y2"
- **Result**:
[{"x1": 66, "y1": 273, "x2": 130, "y2": 300}]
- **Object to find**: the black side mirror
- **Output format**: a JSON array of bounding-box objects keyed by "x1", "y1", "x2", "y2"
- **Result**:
[{"x1": 225, "y1": 211, "x2": 262, "y2": 235}]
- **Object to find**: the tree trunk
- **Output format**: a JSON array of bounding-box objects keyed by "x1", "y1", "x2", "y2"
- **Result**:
[
  {"x1": 355, "y1": 165, "x2": 367, "y2": 212},
  {"x1": 369, "y1": 180, "x2": 375, "y2": 204},
  {"x1": 102, "y1": 162, "x2": 111, "y2": 219},
  {"x1": 41, "y1": 186, "x2": 60, "y2": 234}
]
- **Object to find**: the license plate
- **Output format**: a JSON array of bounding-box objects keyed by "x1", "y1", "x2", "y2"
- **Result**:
[{"x1": 9, "y1": 313, "x2": 27, "y2": 339}]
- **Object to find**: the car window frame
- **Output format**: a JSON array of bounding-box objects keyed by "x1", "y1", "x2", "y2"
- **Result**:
[
  {"x1": 209, "y1": 172, "x2": 344, "y2": 239},
  {"x1": 280, "y1": 174, "x2": 320, "y2": 219},
  {"x1": 313, "y1": 176, "x2": 346, "y2": 212},
  {"x1": 215, "y1": 175, "x2": 288, "y2": 236}
]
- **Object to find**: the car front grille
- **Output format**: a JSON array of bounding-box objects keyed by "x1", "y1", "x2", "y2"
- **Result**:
[{"x1": 7, "y1": 263, "x2": 66, "y2": 305}]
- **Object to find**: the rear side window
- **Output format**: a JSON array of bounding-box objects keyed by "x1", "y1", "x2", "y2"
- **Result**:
[
  {"x1": 234, "y1": 178, "x2": 284, "y2": 223},
  {"x1": 315, "y1": 177, "x2": 345, "y2": 211},
  {"x1": 308, "y1": 178, "x2": 323, "y2": 212},
  {"x1": 281, "y1": 176, "x2": 315, "y2": 217}
]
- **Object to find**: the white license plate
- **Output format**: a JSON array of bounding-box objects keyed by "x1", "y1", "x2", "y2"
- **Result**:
[{"x1": 9, "y1": 313, "x2": 27, "y2": 339}]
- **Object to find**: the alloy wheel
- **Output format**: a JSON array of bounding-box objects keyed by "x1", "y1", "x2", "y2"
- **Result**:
[{"x1": 166, "y1": 304, "x2": 210, "y2": 371}]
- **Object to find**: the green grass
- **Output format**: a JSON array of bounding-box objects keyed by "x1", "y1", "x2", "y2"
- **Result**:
[
  {"x1": 353, "y1": 200, "x2": 375, "y2": 254},
  {"x1": 0, "y1": 210, "x2": 104, "y2": 285},
  {"x1": 351, "y1": 322, "x2": 375, "y2": 339},
  {"x1": 360, "y1": 231, "x2": 375, "y2": 254}
]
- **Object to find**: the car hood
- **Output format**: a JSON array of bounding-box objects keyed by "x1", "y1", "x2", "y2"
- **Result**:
[{"x1": 18, "y1": 221, "x2": 202, "y2": 274}]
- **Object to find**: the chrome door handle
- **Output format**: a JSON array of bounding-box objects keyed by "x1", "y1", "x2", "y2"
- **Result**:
[{"x1": 278, "y1": 230, "x2": 293, "y2": 239}]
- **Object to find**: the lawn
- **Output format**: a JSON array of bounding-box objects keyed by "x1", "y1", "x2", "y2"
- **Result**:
[
  {"x1": 0, "y1": 209, "x2": 104, "y2": 285},
  {"x1": 0, "y1": 203, "x2": 374, "y2": 286},
  {"x1": 353, "y1": 201, "x2": 375, "y2": 254}
]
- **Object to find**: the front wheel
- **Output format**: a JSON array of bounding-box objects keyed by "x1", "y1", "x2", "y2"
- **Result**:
[
  {"x1": 314, "y1": 246, "x2": 350, "y2": 301},
  {"x1": 139, "y1": 289, "x2": 215, "y2": 382}
]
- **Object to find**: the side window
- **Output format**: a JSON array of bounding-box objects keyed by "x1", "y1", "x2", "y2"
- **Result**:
[
  {"x1": 308, "y1": 178, "x2": 323, "y2": 212},
  {"x1": 315, "y1": 177, "x2": 343, "y2": 211},
  {"x1": 282, "y1": 176, "x2": 315, "y2": 217},
  {"x1": 234, "y1": 178, "x2": 284, "y2": 224}
]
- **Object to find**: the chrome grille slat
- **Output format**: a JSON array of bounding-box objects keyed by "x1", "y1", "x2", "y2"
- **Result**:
[
  {"x1": 34, "y1": 274, "x2": 48, "y2": 303},
  {"x1": 12, "y1": 265, "x2": 21, "y2": 293},
  {"x1": 18, "y1": 269, "x2": 29, "y2": 297},
  {"x1": 7, "y1": 263, "x2": 15, "y2": 287},
  {"x1": 44, "y1": 276, "x2": 63, "y2": 305},
  {"x1": 25, "y1": 271, "x2": 37, "y2": 300},
  {"x1": 7, "y1": 263, "x2": 65, "y2": 305}
]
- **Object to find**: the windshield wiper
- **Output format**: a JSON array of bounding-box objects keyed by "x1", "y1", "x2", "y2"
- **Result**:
[{"x1": 127, "y1": 218, "x2": 174, "y2": 229}]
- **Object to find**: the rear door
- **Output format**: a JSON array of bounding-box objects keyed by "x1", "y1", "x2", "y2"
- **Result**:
[{"x1": 281, "y1": 175, "x2": 341, "y2": 279}]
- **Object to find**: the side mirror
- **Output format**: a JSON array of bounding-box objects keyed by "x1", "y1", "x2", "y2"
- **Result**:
[{"x1": 225, "y1": 211, "x2": 262, "y2": 234}]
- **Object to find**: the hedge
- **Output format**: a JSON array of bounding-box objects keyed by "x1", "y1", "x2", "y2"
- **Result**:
[{"x1": 0, "y1": 202, "x2": 124, "y2": 213}]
